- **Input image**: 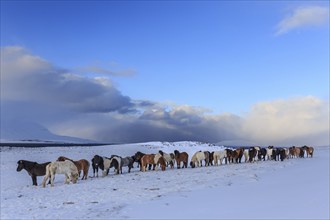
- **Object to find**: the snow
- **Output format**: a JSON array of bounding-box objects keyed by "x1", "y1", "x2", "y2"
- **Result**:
[{"x1": 1, "y1": 142, "x2": 329, "y2": 219}]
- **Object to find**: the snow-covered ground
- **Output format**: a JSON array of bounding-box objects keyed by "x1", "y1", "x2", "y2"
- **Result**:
[{"x1": 1, "y1": 142, "x2": 329, "y2": 219}]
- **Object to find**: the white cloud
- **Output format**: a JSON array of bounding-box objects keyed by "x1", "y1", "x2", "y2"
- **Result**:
[
  {"x1": 275, "y1": 5, "x2": 329, "y2": 35},
  {"x1": 242, "y1": 96, "x2": 329, "y2": 146}
]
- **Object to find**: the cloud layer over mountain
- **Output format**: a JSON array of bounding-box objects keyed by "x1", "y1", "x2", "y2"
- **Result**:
[{"x1": 1, "y1": 46, "x2": 329, "y2": 146}]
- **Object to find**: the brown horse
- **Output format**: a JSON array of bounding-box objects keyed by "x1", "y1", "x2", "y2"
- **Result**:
[
  {"x1": 289, "y1": 146, "x2": 296, "y2": 158},
  {"x1": 302, "y1": 146, "x2": 314, "y2": 158},
  {"x1": 174, "y1": 150, "x2": 189, "y2": 169},
  {"x1": 293, "y1": 147, "x2": 302, "y2": 158},
  {"x1": 140, "y1": 154, "x2": 165, "y2": 172},
  {"x1": 231, "y1": 148, "x2": 244, "y2": 163},
  {"x1": 57, "y1": 156, "x2": 90, "y2": 180}
]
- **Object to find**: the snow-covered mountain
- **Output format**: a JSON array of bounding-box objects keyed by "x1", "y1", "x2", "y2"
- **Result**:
[{"x1": 0, "y1": 119, "x2": 93, "y2": 143}]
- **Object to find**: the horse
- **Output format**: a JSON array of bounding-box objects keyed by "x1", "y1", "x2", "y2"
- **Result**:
[
  {"x1": 279, "y1": 148, "x2": 287, "y2": 161},
  {"x1": 243, "y1": 148, "x2": 249, "y2": 163},
  {"x1": 109, "y1": 156, "x2": 122, "y2": 175},
  {"x1": 17, "y1": 160, "x2": 51, "y2": 186},
  {"x1": 234, "y1": 148, "x2": 244, "y2": 163},
  {"x1": 120, "y1": 156, "x2": 134, "y2": 173},
  {"x1": 272, "y1": 148, "x2": 280, "y2": 161},
  {"x1": 225, "y1": 149, "x2": 233, "y2": 164},
  {"x1": 174, "y1": 150, "x2": 189, "y2": 169},
  {"x1": 159, "y1": 150, "x2": 176, "y2": 168},
  {"x1": 266, "y1": 146, "x2": 274, "y2": 160},
  {"x1": 208, "y1": 151, "x2": 214, "y2": 166},
  {"x1": 302, "y1": 146, "x2": 314, "y2": 158},
  {"x1": 248, "y1": 147, "x2": 258, "y2": 162},
  {"x1": 293, "y1": 147, "x2": 302, "y2": 158},
  {"x1": 57, "y1": 156, "x2": 90, "y2": 180},
  {"x1": 41, "y1": 160, "x2": 79, "y2": 187},
  {"x1": 289, "y1": 146, "x2": 296, "y2": 158},
  {"x1": 258, "y1": 148, "x2": 267, "y2": 161},
  {"x1": 91, "y1": 155, "x2": 104, "y2": 177},
  {"x1": 140, "y1": 154, "x2": 166, "y2": 172},
  {"x1": 284, "y1": 148, "x2": 290, "y2": 159},
  {"x1": 203, "y1": 151, "x2": 210, "y2": 166},
  {"x1": 213, "y1": 150, "x2": 227, "y2": 166},
  {"x1": 133, "y1": 151, "x2": 152, "y2": 170},
  {"x1": 190, "y1": 151, "x2": 206, "y2": 168}
]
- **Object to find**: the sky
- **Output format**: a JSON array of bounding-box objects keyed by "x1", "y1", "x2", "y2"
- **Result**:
[{"x1": 1, "y1": 1, "x2": 329, "y2": 146}]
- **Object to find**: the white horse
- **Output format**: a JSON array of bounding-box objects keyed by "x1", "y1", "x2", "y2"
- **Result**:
[
  {"x1": 42, "y1": 160, "x2": 79, "y2": 187},
  {"x1": 159, "y1": 150, "x2": 176, "y2": 168},
  {"x1": 243, "y1": 149, "x2": 249, "y2": 162},
  {"x1": 284, "y1": 148, "x2": 290, "y2": 159},
  {"x1": 266, "y1": 146, "x2": 274, "y2": 160},
  {"x1": 107, "y1": 156, "x2": 122, "y2": 175},
  {"x1": 213, "y1": 150, "x2": 227, "y2": 165},
  {"x1": 190, "y1": 151, "x2": 206, "y2": 168}
]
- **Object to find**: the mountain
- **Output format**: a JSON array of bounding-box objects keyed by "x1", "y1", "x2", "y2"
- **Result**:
[{"x1": 0, "y1": 119, "x2": 94, "y2": 143}]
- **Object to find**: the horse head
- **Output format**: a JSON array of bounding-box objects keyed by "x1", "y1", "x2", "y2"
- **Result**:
[
  {"x1": 71, "y1": 172, "x2": 79, "y2": 184},
  {"x1": 134, "y1": 152, "x2": 144, "y2": 162},
  {"x1": 190, "y1": 161, "x2": 196, "y2": 168},
  {"x1": 16, "y1": 160, "x2": 24, "y2": 172},
  {"x1": 92, "y1": 155, "x2": 104, "y2": 169}
]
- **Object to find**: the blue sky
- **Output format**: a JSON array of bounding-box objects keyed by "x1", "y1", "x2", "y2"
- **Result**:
[{"x1": 1, "y1": 1, "x2": 329, "y2": 145}]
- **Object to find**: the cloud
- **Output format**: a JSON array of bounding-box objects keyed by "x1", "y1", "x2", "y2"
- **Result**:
[
  {"x1": 242, "y1": 96, "x2": 329, "y2": 146},
  {"x1": 1, "y1": 46, "x2": 329, "y2": 146},
  {"x1": 275, "y1": 5, "x2": 329, "y2": 35},
  {"x1": 1, "y1": 46, "x2": 134, "y2": 113}
]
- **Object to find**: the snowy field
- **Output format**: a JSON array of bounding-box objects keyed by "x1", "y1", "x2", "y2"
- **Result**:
[{"x1": 1, "y1": 142, "x2": 329, "y2": 219}]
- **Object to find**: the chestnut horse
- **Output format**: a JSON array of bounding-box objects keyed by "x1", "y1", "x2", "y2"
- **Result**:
[
  {"x1": 174, "y1": 150, "x2": 189, "y2": 169},
  {"x1": 57, "y1": 156, "x2": 90, "y2": 180},
  {"x1": 302, "y1": 146, "x2": 314, "y2": 158},
  {"x1": 140, "y1": 154, "x2": 166, "y2": 172}
]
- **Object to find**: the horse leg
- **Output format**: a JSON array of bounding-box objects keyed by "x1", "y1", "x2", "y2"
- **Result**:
[
  {"x1": 41, "y1": 174, "x2": 49, "y2": 188},
  {"x1": 49, "y1": 171, "x2": 55, "y2": 187},
  {"x1": 82, "y1": 169, "x2": 86, "y2": 180},
  {"x1": 42, "y1": 168, "x2": 51, "y2": 187},
  {"x1": 32, "y1": 175, "x2": 37, "y2": 186},
  {"x1": 64, "y1": 174, "x2": 69, "y2": 184},
  {"x1": 177, "y1": 160, "x2": 181, "y2": 169}
]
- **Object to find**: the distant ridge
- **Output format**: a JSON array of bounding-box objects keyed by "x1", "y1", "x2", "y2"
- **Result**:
[{"x1": 0, "y1": 119, "x2": 94, "y2": 143}]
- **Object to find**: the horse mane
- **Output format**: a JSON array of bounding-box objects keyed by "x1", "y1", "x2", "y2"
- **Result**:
[
  {"x1": 174, "y1": 150, "x2": 180, "y2": 157},
  {"x1": 18, "y1": 160, "x2": 37, "y2": 169},
  {"x1": 159, "y1": 150, "x2": 164, "y2": 156},
  {"x1": 57, "y1": 156, "x2": 74, "y2": 162}
]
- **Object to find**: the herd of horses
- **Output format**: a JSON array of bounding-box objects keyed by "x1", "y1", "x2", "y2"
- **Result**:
[{"x1": 16, "y1": 145, "x2": 314, "y2": 187}]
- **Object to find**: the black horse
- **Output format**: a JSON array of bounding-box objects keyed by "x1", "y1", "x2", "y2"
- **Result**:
[
  {"x1": 16, "y1": 160, "x2": 51, "y2": 186},
  {"x1": 91, "y1": 155, "x2": 104, "y2": 177},
  {"x1": 258, "y1": 148, "x2": 267, "y2": 161}
]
